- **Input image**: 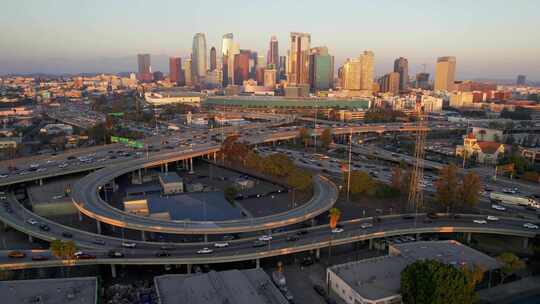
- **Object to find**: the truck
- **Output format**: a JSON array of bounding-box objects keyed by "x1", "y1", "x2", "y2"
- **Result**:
[{"x1": 489, "y1": 192, "x2": 540, "y2": 209}]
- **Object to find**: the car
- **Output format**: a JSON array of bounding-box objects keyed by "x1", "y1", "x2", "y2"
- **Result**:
[
  {"x1": 300, "y1": 257, "x2": 314, "y2": 266},
  {"x1": 313, "y1": 284, "x2": 326, "y2": 296},
  {"x1": 8, "y1": 251, "x2": 26, "y2": 258},
  {"x1": 252, "y1": 240, "x2": 267, "y2": 248},
  {"x1": 486, "y1": 216, "x2": 499, "y2": 221},
  {"x1": 402, "y1": 215, "x2": 415, "y2": 220},
  {"x1": 473, "y1": 219, "x2": 487, "y2": 224},
  {"x1": 287, "y1": 235, "x2": 299, "y2": 242},
  {"x1": 26, "y1": 218, "x2": 38, "y2": 225},
  {"x1": 62, "y1": 232, "x2": 73, "y2": 238},
  {"x1": 491, "y1": 204, "x2": 506, "y2": 211},
  {"x1": 52, "y1": 194, "x2": 65, "y2": 200},
  {"x1": 214, "y1": 242, "x2": 229, "y2": 248},
  {"x1": 75, "y1": 253, "x2": 96, "y2": 260},
  {"x1": 39, "y1": 224, "x2": 50, "y2": 231},
  {"x1": 258, "y1": 235, "x2": 272, "y2": 241},
  {"x1": 108, "y1": 250, "x2": 124, "y2": 258},
  {"x1": 31, "y1": 254, "x2": 48, "y2": 261},
  {"x1": 297, "y1": 230, "x2": 309, "y2": 235},
  {"x1": 58, "y1": 163, "x2": 69, "y2": 169},
  {"x1": 0, "y1": 174, "x2": 8, "y2": 178},
  {"x1": 36, "y1": 168, "x2": 47, "y2": 172},
  {"x1": 92, "y1": 239, "x2": 106, "y2": 245},
  {"x1": 427, "y1": 213, "x2": 438, "y2": 219},
  {"x1": 360, "y1": 223, "x2": 373, "y2": 229},
  {"x1": 155, "y1": 251, "x2": 171, "y2": 257},
  {"x1": 332, "y1": 227, "x2": 344, "y2": 233},
  {"x1": 423, "y1": 219, "x2": 433, "y2": 224},
  {"x1": 122, "y1": 242, "x2": 136, "y2": 248},
  {"x1": 523, "y1": 223, "x2": 539, "y2": 229},
  {"x1": 0, "y1": 196, "x2": 7, "y2": 200},
  {"x1": 197, "y1": 248, "x2": 213, "y2": 254},
  {"x1": 223, "y1": 235, "x2": 235, "y2": 241},
  {"x1": 29, "y1": 163, "x2": 40, "y2": 169}
]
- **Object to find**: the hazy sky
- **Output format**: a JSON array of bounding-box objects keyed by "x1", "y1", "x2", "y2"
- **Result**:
[{"x1": 1, "y1": 0, "x2": 539, "y2": 80}]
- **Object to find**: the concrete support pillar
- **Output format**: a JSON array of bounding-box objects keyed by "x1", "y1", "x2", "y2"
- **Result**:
[
  {"x1": 186, "y1": 264, "x2": 192, "y2": 274},
  {"x1": 96, "y1": 221, "x2": 102, "y2": 234},
  {"x1": 204, "y1": 234, "x2": 208, "y2": 243},
  {"x1": 369, "y1": 238, "x2": 373, "y2": 250},
  {"x1": 39, "y1": 179, "x2": 43, "y2": 186},
  {"x1": 111, "y1": 264, "x2": 117, "y2": 278},
  {"x1": 28, "y1": 235, "x2": 33, "y2": 243},
  {"x1": 138, "y1": 169, "x2": 142, "y2": 184},
  {"x1": 78, "y1": 211, "x2": 83, "y2": 222},
  {"x1": 311, "y1": 218, "x2": 316, "y2": 227},
  {"x1": 315, "y1": 248, "x2": 320, "y2": 259},
  {"x1": 415, "y1": 233, "x2": 420, "y2": 241},
  {"x1": 523, "y1": 237, "x2": 529, "y2": 250},
  {"x1": 213, "y1": 152, "x2": 217, "y2": 162},
  {"x1": 165, "y1": 162, "x2": 168, "y2": 173},
  {"x1": 141, "y1": 231, "x2": 147, "y2": 241},
  {"x1": 189, "y1": 158, "x2": 194, "y2": 174},
  {"x1": 255, "y1": 258, "x2": 260, "y2": 269},
  {"x1": 466, "y1": 232, "x2": 471, "y2": 244}
]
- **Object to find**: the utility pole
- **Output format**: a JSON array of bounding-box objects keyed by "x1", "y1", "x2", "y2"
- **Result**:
[
  {"x1": 408, "y1": 97, "x2": 427, "y2": 223},
  {"x1": 347, "y1": 128, "x2": 352, "y2": 202}
]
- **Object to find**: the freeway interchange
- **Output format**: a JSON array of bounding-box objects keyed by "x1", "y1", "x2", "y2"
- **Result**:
[{"x1": 0, "y1": 120, "x2": 538, "y2": 271}]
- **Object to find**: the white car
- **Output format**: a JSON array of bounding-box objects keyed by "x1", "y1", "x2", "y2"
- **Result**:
[
  {"x1": 523, "y1": 223, "x2": 539, "y2": 229},
  {"x1": 27, "y1": 218, "x2": 38, "y2": 225},
  {"x1": 53, "y1": 194, "x2": 65, "y2": 200},
  {"x1": 486, "y1": 216, "x2": 499, "y2": 221},
  {"x1": 332, "y1": 227, "x2": 344, "y2": 233},
  {"x1": 36, "y1": 168, "x2": 47, "y2": 172},
  {"x1": 58, "y1": 163, "x2": 69, "y2": 168},
  {"x1": 197, "y1": 248, "x2": 214, "y2": 254},
  {"x1": 0, "y1": 174, "x2": 8, "y2": 178},
  {"x1": 214, "y1": 242, "x2": 229, "y2": 248},
  {"x1": 121, "y1": 242, "x2": 136, "y2": 248},
  {"x1": 360, "y1": 223, "x2": 373, "y2": 229},
  {"x1": 29, "y1": 163, "x2": 40, "y2": 169},
  {"x1": 473, "y1": 219, "x2": 487, "y2": 224},
  {"x1": 491, "y1": 204, "x2": 506, "y2": 211},
  {"x1": 258, "y1": 235, "x2": 272, "y2": 241}
]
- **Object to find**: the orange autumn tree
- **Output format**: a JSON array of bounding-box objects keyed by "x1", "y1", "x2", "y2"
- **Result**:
[{"x1": 329, "y1": 208, "x2": 341, "y2": 229}]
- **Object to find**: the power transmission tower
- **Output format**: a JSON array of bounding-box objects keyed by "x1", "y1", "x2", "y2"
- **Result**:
[{"x1": 407, "y1": 96, "x2": 427, "y2": 213}]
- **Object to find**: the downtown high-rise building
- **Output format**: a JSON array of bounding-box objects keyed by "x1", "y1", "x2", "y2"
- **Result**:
[
  {"x1": 416, "y1": 72, "x2": 430, "y2": 90},
  {"x1": 342, "y1": 58, "x2": 361, "y2": 90},
  {"x1": 393, "y1": 57, "x2": 409, "y2": 92},
  {"x1": 434, "y1": 56, "x2": 456, "y2": 91},
  {"x1": 379, "y1": 72, "x2": 400, "y2": 95},
  {"x1": 183, "y1": 58, "x2": 192, "y2": 86},
  {"x1": 309, "y1": 47, "x2": 333, "y2": 91},
  {"x1": 221, "y1": 33, "x2": 239, "y2": 86},
  {"x1": 287, "y1": 32, "x2": 311, "y2": 85},
  {"x1": 359, "y1": 51, "x2": 375, "y2": 91},
  {"x1": 137, "y1": 54, "x2": 152, "y2": 82},
  {"x1": 169, "y1": 57, "x2": 183, "y2": 85},
  {"x1": 191, "y1": 33, "x2": 207, "y2": 84},
  {"x1": 517, "y1": 75, "x2": 527, "y2": 86},
  {"x1": 278, "y1": 55, "x2": 287, "y2": 80},
  {"x1": 267, "y1": 36, "x2": 279, "y2": 69},
  {"x1": 234, "y1": 50, "x2": 251, "y2": 85},
  {"x1": 210, "y1": 46, "x2": 217, "y2": 71}
]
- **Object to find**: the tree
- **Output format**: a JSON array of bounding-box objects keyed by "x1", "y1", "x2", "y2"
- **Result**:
[
  {"x1": 50, "y1": 239, "x2": 77, "y2": 259},
  {"x1": 224, "y1": 186, "x2": 238, "y2": 203},
  {"x1": 348, "y1": 170, "x2": 376, "y2": 196},
  {"x1": 401, "y1": 260, "x2": 475, "y2": 304},
  {"x1": 298, "y1": 127, "x2": 310, "y2": 149},
  {"x1": 320, "y1": 128, "x2": 332, "y2": 149},
  {"x1": 245, "y1": 150, "x2": 263, "y2": 171},
  {"x1": 50, "y1": 239, "x2": 63, "y2": 259},
  {"x1": 287, "y1": 169, "x2": 312, "y2": 191},
  {"x1": 434, "y1": 164, "x2": 459, "y2": 212},
  {"x1": 221, "y1": 135, "x2": 250, "y2": 164},
  {"x1": 459, "y1": 172, "x2": 482, "y2": 209},
  {"x1": 87, "y1": 123, "x2": 107, "y2": 145},
  {"x1": 497, "y1": 252, "x2": 525, "y2": 284},
  {"x1": 261, "y1": 153, "x2": 295, "y2": 177},
  {"x1": 328, "y1": 208, "x2": 341, "y2": 229},
  {"x1": 463, "y1": 264, "x2": 486, "y2": 290},
  {"x1": 391, "y1": 166, "x2": 402, "y2": 191}
]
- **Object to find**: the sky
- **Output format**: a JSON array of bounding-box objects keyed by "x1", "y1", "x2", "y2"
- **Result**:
[{"x1": 1, "y1": 0, "x2": 539, "y2": 80}]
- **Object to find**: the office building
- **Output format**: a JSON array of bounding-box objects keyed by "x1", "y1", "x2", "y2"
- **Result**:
[
  {"x1": 264, "y1": 69, "x2": 277, "y2": 89},
  {"x1": 210, "y1": 46, "x2": 217, "y2": 71},
  {"x1": 279, "y1": 55, "x2": 287, "y2": 80},
  {"x1": 268, "y1": 36, "x2": 279, "y2": 69},
  {"x1": 393, "y1": 57, "x2": 409, "y2": 92},
  {"x1": 359, "y1": 51, "x2": 375, "y2": 91},
  {"x1": 342, "y1": 58, "x2": 362, "y2": 90},
  {"x1": 379, "y1": 72, "x2": 400, "y2": 95},
  {"x1": 221, "y1": 33, "x2": 240, "y2": 86},
  {"x1": 153, "y1": 71, "x2": 164, "y2": 82},
  {"x1": 137, "y1": 53, "x2": 153, "y2": 82},
  {"x1": 234, "y1": 50, "x2": 251, "y2": 85},
  {"x1": 183, "y1": 58, "x2": 192, "y2": 86},
  {"x1": 517, "y1": 75, "x2": 527, "y2": 86},
  {"x1": 192, "y1": 33, "x2": 207, "y2": 84},
  {"x1": 169, "y1": 57, "x2": 183, "y2": 85},
  {"x1": 309, "y1": 47, "x2": 333, "y2": 91},
  {"x1": 287, "y1": 32, "x2": 311, "y2": 85},
  {"x1": 328, "y1": 241, "x2": 500, "y2": 304},
  {"x1": 416, "y1": 72, "x2": 430, "y2": 89},
  {"x1": 434, "y1": 56, "x2": 457, "y2": 91}
]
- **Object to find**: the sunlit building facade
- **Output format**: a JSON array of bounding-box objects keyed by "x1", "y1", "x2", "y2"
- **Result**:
[
  {"x1": 191, "y1": 33, "x2": 207, "y2": 84},
  {"x1": 287, "y1": 32, "x2": 311, "y2": 85},
  {"x1": 434, "y1": 56, "x2": 456, "y2": 92},
  {"x1": 394, "y1": 57, "x2": 409, "y2": 92}
]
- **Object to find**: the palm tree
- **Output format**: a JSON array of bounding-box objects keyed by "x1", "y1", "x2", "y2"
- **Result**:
[{"x1": 329, "y1": 208, "x2": 341, "y2": 229}]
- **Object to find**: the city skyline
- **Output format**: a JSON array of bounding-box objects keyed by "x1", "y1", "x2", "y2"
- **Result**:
[{"x1": 1, "y1": 0, "x2": 539, "y2": 80}]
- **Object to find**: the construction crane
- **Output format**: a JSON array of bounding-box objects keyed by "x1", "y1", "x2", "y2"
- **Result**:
[{"x1": 407, "y1": 95, "x2": 428, "y2": 213}]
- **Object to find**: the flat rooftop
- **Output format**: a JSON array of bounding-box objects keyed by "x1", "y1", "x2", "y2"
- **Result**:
[
  {"x1": 155, "y1": 269, "x2": 289, "y2": 304},
  {"x1": 158, "y1": 172, "x2": 183, "y2": 184},
  {"x1": 329, "y1": 240, "x2": 501, "y2": 301},
  {"x1": 0, "y1": 276, "x2": 97, "y2": 304}
]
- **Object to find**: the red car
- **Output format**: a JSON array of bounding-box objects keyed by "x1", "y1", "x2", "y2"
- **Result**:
[
  {"x1": 8, "y1": 251, "x2": 26, "y2": 258},
  {"x1": 31, "y1": 255, "x2": 49, "y2": 261}
]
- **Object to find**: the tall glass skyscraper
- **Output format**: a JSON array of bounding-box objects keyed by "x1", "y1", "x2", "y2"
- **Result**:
[
  {"x1": 309, "y1": 47, "x2": 333, "y2": 91},
  {"x1": 209, "y1": 47, "x2": 217, "y2": 71},
  {"x1": 267, "y1": 36, "x2": 279, "y2": 69},
  {"x1": 287, "y1": 32, "x2": 311, "y2": 85},
  {"x1": 359, "y1": 51, "x2": 375, "y2": 91},
  {"x1": 393, "y1": 57, "x2": 409, "y2": 92},
  {"x1": 435, "y1": 56, "x2": 456, "y2": 91},
  {"x1": 191, "y1": 33, "x2": 207, "y2": 84}
]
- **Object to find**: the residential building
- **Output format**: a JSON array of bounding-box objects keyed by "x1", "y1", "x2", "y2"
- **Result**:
[
  {"x1": 192, "y1": 33, "x2": 207, "y2": 84},
  {"x1": 449, "y1": 91, "x2": 474, "y2": 108},
  {"x1": 267, "y1": 36, "x2": 279, "y2": 69},
  {"x1": 434, "y1": 56, "x2": 456, "y2": 91},
  {"x1": 379, "y1": 72, "x2": 400, "y2": 95},
  {"x1": 264, "y1": 69, "x2": 277, "y2": 89},
  {"x1": 209, "y1": 46, "x2": 217, "y2": 71},
  {"x1": 420, "y1": 95, "x2": 443, "y2": 113},
  {"x1": 342, "y1": 58, "x2": 361, "y2": 90},
  {"x1": 456, "y1": 133, "x2": 507, "y2": 165},
  {"x1": 416, "y1": 72, "x2": 430, "y2": 89},
  {"x1": 309, "y1": 47, "x2": 334, "y2": 91},
  {"x1": 183, "y1": 58, "x2": 192, "y2": 86},
  {"x1": 359, "y1": 51, "x2": 375, "y2": 92},
  {"x1": 393, "y1": 57, "x2": 408, "y2": 92},
  {"x1": 169, "y1": 57, "x2": 183, "y2": 85},
  {"x1": 287, "y1": 32, "x2": 311, "y2": 85}
]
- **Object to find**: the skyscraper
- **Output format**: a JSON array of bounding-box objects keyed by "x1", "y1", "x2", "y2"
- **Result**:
[
  {"x1": 416, "y1": 73, "x2": 430, "y2": 90},
  {"x1": 342, "y1": 58, "x2": 361, "y2": 90},
  {"x1": 379, "y1": 72, "x2": 400, "y2": 95},
  {"x1": 137, "y1": 54, "x2": 152, "y2": 82},
  {"x1": 169, "y1": 57, "x2": 183, "y2": 85},
  {"x1": 359, "y1": 51, "x2": 375, "y2": 91},
  {"x1": 393, "y1": 57, "x2": 409, "y2": 92},
  {"x1": 210, "y1": 47, "x2": 217, "y2": 72},
  {"x1": 309, "y1": 47, "x2": 333, "y2": 91},
  {"x1": 234, "y1": 50, "x2": 251, "y2": 85},
  {"x1": 434, "y1": 56, "x2": 456, "y2": 91},
  {"x1": 287, "y1": 32, "x2": 311, "y2": 85},
  {"x1": 191, "y1": 33, "x2": 207, "y2": 84},
  {"x1": 183, "y1": 58, "x2": 192, "y2": 86},
  {"x1": 267, "y1": 36, "x2": 279, "y2": 69},
  {"x1": 221, "y1": 33, "x2": 239, "y2": 86},
  {"x1": 517, "y1": 75, "x2": 527, "y2": 86},
  {"x1": 278, "y1": 56, "x2": 287, "y2": 80}
]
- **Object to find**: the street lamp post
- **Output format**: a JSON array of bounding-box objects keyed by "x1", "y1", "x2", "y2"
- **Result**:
[{"x1": 347, "y1": 128, "x2": 352, "y2": 202}]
